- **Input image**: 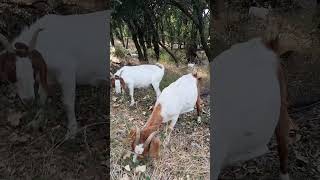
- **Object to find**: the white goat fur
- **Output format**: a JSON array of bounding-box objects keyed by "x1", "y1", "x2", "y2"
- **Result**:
[
  {"x1": 248, "y1": 6, "x2": 270, "y2": 20},
  {"x1": 154, "y1": 73, "x2": 200, "y2": 129},
  {"x1": 14, "y1": 10, "x2": 111, "y2": 138},
  {"x1": 114, "y1": 63, "x2": 165, "y2": 106},
  {"x1": 211, "y1": 38, "x2": 289, "y2": 180}
]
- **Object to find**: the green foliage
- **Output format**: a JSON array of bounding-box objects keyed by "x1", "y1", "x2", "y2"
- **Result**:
[
  {"x1": 159, "y1": 68, "x2": 181, "y2": 90},
  {"x1": 159, "y1": 50, "x2": 171, "y2": 63},
  {"x1": 114, "y1": 46, "x2": 127, "y2": 58},
  {"x1": 147, "y1": 48, "x2": 157, "y2": 59}
]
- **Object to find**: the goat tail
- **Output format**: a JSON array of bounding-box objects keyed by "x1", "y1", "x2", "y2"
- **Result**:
[{"x1": 155, "y1": 63, "x2": 165, "y2": 70}]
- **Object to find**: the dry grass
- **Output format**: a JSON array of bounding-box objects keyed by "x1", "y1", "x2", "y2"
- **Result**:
[{"x1": 110, "y1": 60, "x2": 210, "y2": 180}]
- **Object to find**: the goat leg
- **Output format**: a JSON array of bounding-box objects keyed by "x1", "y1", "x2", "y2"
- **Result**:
[
  {"x1": 276, "y1": 105, "x2": 290, "y2": 180},
  {"x1": 60, "y1": 73, "x2": 78, "y2": 139},
  {"x1": 196, "y1": 95, "x2": 202, "y2": 123}
]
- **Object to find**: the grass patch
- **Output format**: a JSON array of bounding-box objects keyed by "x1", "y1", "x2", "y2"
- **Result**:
[
  {"x1": 159, "y1": 50, "x2": 171, "y2": 63},
  {"x1": 160, "y1": 71, "x2": 181, "y2": 90}
]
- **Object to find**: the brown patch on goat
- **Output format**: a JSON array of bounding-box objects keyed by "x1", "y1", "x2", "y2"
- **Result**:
[
  {"x1": 111, "y1": 75, "x2": 126, "y2": 92},
  {"x1": 29, "y1": 49, "x2": 50, "y2": 97},
  {"x1": 13, "y1": 42, "x2": 50, "y2": 97},
  {"x1": 129, "y1": 104, "x2": 163, "y2": 159},
  {"x1": 111, "y1": 78, "x2": 115, "y2": 87},
  {"x1": 193, "y1": 73, "x2": 203, "y2": 116}
]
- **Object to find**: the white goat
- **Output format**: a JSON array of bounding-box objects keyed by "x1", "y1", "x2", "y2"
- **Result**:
[
  {"x1": 129, "y1": 72, "x2": 202, "y2": 160},
  {"x1": 111, "y1": 63, "x2": 165, "y2": 106},
  {"x1": 211, "y1": 37, "x2": 290, "y2": 180},
  {"x1": 0, "y1": 10, "x2": 111, "y2": 139},
  {"x1": 248, "y1": 6, "x2": 271, "y2": 20}
]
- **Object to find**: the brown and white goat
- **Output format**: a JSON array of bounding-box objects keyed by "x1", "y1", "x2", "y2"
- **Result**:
[
  {"x1": 1, "y1": 10, "x2": 111, "y2": 139},
  {"x1": 211, "y1": 35, "x2": 292, "y2": 180},
  {"x1": 0, "y1": 28, "x2": 49, "y2": 103},
  {"x1": 128, "y1": 73, "x2": 202, "y2": 161}
]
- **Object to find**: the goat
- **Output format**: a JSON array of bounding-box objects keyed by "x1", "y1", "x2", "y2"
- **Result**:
[
  {"x1": 110, "y1": 63, "x2": 165, "y2": 106},
  {"x1": 248, "y1": 6, "x2": 271, "y2": 20},
  {"x1": 211, "y1": 36, "x2": 291, "y2": 180},
  {"x1": 0, "y1": 10, "x2": 111, "y2": 139},
  {"x1": 128, "y1": 73, "x2": 202, "y2": 161}
]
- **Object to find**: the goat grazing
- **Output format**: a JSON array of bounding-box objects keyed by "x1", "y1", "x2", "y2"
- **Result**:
[
  {"x1": 111, "y1": 63, "x2": 165, "y2": 106},
  {"x1": 211, "y1": 36, "x2": 291, "y2": 180},
  {"x1": 128, "y1": 73, "x2": 202, "y2": 161},
  {"x1": 0, "y1": 10, "x2": 111, "y2": 139}
]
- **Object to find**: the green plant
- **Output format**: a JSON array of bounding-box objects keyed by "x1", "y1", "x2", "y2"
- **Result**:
[{"x1": 114, "y1": 46, "x2": 127, "y2": 58}]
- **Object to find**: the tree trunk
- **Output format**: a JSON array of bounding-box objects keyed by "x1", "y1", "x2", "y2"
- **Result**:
[
  {"x1": 207, "y1": 0, "x2": 228, "y2": 62},
  {"x1": 153, "y1": 34, "x2": 160, "y2": 61},
  {"x1": 110, "y1": 22, "x2": 115, "y2": 46},
  {"x1": 126, "y1": 37, "x2": 129, "y2": 49},
  {"x1": 127, "y1": 20, "x2": 144, "y2": 61},
  {"x1": 271, "y1": 0, "x2": 278, "y2": 8},
  {"x1": 159, "y1": 42, "x2": 179, "y2": 67},
  {"x1": 186, "y1": 23, "x2": 198, "y2": 63},
  {"x1": 118, "y1": 24, "x2": 126, "y2": 48},
  {"x1": 133, "y1": 20, "x2": 148, "y2": 62},
  {"x1": 110, "y1": 29, "x2": 114, "y2": 46}
]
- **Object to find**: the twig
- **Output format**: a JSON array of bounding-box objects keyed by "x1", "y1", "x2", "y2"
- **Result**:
[
  {"x1": 83, "y1": 126, "x2": 92, "y2": 155},
  {"x1": 46, "y1": 122, "x2": 107, "y2": 154}
]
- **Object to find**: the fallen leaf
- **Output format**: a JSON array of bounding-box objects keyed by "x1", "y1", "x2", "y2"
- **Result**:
[
  {"x1": 112, "y1": 97, "x2": 118, "y2": 102},
  {"x1": 123, "y1": 151, "x2": 131, "y2": 160},
  {"x1": 113, "y1": 104, "x2": 120, "y2": 108},
  {"x1": 142, "y1": 111, "x2": 146, "y2": 115},
  {"x1": 129, "y1": 118, "x2": 135, "y2": 121},
  {"x1": 124, "y1": 165, "x2": 131, "y2": 172},
  {"x1": 134, "y1": 165, "x2": 146, "y2": 173}
]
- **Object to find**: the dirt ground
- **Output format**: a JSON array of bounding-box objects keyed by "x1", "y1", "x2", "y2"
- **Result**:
[{"x1": 0, "y1": 83, "x2": 108, "y2": 179}]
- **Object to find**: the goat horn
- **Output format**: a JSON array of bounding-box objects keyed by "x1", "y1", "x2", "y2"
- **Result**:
[
  {"x1": 134, "y1": 127, "x2": 140, "y2": 147},
  {"x1": 0, "y1": 33, "x2": 14, "y2": 53},
  {"x1": 143, "y1": 130, "x2": 158, "y2": 149},
  {"x1": 28, "y1": 28, "x2": 44, "y2": 52}
]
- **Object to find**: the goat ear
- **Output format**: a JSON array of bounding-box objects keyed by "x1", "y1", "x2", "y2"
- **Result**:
[
  {"x1": 29, "y1": 50, "x2": 50, "y2": 97},
  {"x1": 149, "y1": 137, "x2": 161, "y2": 159},
  {"x1": 111, "y1": 78, "x2": 115, "y2": 87},
  {"x1": 119, "y1": 78, "x2": 126, "y2": 89}
]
